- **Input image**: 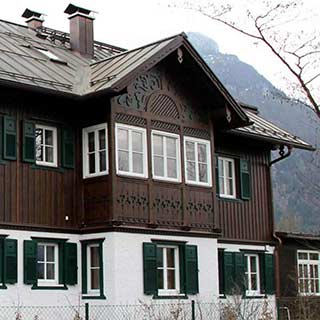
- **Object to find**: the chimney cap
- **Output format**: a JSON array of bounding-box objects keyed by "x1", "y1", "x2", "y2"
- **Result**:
[
  {"x1": 64, "y1": 3, "x2": 93, "y2": 16},
  {"x1": 22, "y1": 8, "x2": 45, "y2": 20}
]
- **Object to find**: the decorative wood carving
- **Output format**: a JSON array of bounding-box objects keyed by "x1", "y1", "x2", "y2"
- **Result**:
[
  {"x1": 116, "y1": 73, "x2": 161, "y2": 110},
  {"x1": 115, "y1": 113, "x2": 147, "y2": 126},
  {"x1": 184, "y1": 127, "x2": 210, "y2": 139},
  {"x1": 151, "y1": 120, "x2": 179, "y2": 133},
  {"x1": 147, "y1": 93, "x2": 179, "y2": 119}
]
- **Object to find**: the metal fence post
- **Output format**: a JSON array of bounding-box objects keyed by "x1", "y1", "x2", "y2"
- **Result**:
[
  {"x1": 191, "y1": 300, "x2": 195, "y2": 320},
  {"x1": 85, "y1": 303, "x2": 89, "y2": 320}
]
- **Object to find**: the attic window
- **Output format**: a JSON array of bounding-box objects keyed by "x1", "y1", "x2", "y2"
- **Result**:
[{"x1": 36, "y1": 48, "x2": 65, "y2": 64}]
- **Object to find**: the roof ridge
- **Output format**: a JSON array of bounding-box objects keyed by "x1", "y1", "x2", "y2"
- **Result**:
[
  {"x1": 90, "y1": 32, "x2": 187, "y2": 66},
  {"x1": 0, "y1": 18, "x2": 29, "y2": 29}
]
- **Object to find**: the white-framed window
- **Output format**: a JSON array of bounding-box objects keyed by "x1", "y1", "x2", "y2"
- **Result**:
[
  {"x1": 245, "y1": 254, "x2": 261, "y2": 296},
  {"x1": 218, "y1": 157, "x2": 236, "y2": 198},
  {"x1": 82, "y1": 123, "x2": 108, "y2": 178},
  {"x1": 157, "y1": 245, "x2": 180, "y2": 296},
  {"x1": 35, "y1": 125, "x2": 58, "y2": 167},
  {"x1": 297, "y1": 251, "x2": 320, "y2": 294},
  {"x1": 151, "y1": 130, "x2": 181, "y2": 182},
  {"x1": 184, "y1": 137, "x2": 212, "y2": 187},
  {"x1": 87, "y1": 244, "x2": 101, "y2": 293},
  {"x1": 37, "y1": 243, "x2": 59, "y2": 285},
  {"x1": 115, "y1": 123, "x2": 148, "y2": 178}
]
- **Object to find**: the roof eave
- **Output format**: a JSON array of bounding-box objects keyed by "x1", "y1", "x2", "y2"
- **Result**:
[{"x1": 227, "y1": 129, "x2": 315, "y2": 151}]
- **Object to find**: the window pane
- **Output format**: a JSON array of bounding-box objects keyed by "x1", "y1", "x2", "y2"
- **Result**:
[
  {"x1": 89, "y1": 153, "x2": 96, "y2": 173},
  {"x1": 227, "y1": 161, "x2": 233, "y2": 178},
  {"x1": 118, "y1": 150, "x2": 129, "y2": 171},
  {"x1": 158, "y1": 269, "x2": 164, "y2": 289},
  {"x1": 132, "y1": 131, "x2": 143, "y2": 152},
  {"x1": 154, "y1": 156, "x2": 164, "y2": 177},
  {"x1": 187, "y1": 161, "x2": 196, "y2": 181},
  {"x1": 167, "y1": 158, "x2": 177, "y2": 178},
  {"x1": 46, "y1": 246, "x2": 55, "y2": 262},
  {"x1": 251, "y1": 274, "x2": 257, "y2": 290},
  {"x1": 90, "y1": 247, "x2": 100, "y2": 268},
  {"x1": 88, "y1": 132, "x2": 95, "y2": 152},
  {"x1": 157, "y1": 248, "x2": 163, "y2": 267},
  {"x1": 167, "y1": 248, "x2": 175, "y2": 268},
  {"x1": 198, "y1": 143, "x2": 207, "y2": 163},
  {"x1": 37, "y1": 263, "x2": 44, "y2": 279},
  {"x1": 199, "y1": 163, "x2": 208, "y2": 183},
  {"x1": 219, "y1": 177, "x2": 225, "y2": 195},
  {"x1": 298, "y1": 252, "x2": 308, "y2": 260},
  {"x1": 132, "y1": 152, "x2": 143, "y2": 173},
  {"x1": 46, "y1": 263, "x2": 55, "y2": 280},
  {"x1": 99, "y1": 129, "x2": 106, "y2": 150},
  {"x1": 227, "y1": 178, "x2": 234, "y2": 196},
  {"x1": 153, "y1": 135, "x2": 163, "y2": 155},
  {"x1": 186, "y1": 141, "x2": 195, "y2": 161},
  {"x1": 45, "y1": 147, "x2": 53, "y2": 163},
  {"x1": 91, "y1": 269, "x2": 100, "y2": 290},
  {"x1": 118, "y1": 129, "x2": 128, "y2": 150},
  {"x1": 250, "y1": 256, "x2": 257, "y2": 272},
  {"x1": 310, "y1": 253, "x2": 319, "y2": 260},
  {"x1": 219, "y1": 159, "x2": 224, "y2": 177},
  {"x1": 37, "y1": 245, "x2": 44, "y2": 262},
  {"x1": 99, "y1": 151, "x2": 106, "y2": 172},
  {"x1": 45, "y1": 130, "x2": 53, "y2": 146},
  {"x1": 167, "y1": 270, "x2": 175, "y2": 289},
  {"x1": 166, "y1": 137, "x2": 176, "y2": 158}
]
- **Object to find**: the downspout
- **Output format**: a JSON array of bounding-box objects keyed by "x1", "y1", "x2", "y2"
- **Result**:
[{"x1": 269, "y1": 145, "x2": 291, "y2": 299}]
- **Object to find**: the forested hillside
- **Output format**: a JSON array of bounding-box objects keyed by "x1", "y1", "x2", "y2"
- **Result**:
[{"x1": 188, "y1": 32, "x2": 320, "y2": 233}]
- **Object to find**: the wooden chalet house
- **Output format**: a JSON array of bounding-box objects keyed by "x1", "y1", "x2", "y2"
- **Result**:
[{"x1": 0, "y1": 4, "x2": 312, "y2": 306}]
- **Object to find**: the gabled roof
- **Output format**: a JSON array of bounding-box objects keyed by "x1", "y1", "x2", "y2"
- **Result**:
[{"x1": 230, "y1": 105, "x2": 314, "y2": 151}]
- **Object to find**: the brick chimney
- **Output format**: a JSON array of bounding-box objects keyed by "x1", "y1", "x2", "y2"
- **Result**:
[
  {"x1": 64, "y1": 4, "x2": 95, "y2": 58},
  {"x1": 22, "y1": 9, "x2": 45, "y2": 29}
]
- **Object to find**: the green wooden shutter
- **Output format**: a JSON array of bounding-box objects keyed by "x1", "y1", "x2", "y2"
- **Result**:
[
  {"x1": 215, "y1": 155, "x2": 220, "y2": 195},
  {"x1": 58, "y1": 243, "x2": 65, "y2": 284},
  {"x1": 3, "y1": 116, "x2": 17, "y2": 160},
  {"x1": 0, "y1": 239, "x2": 3, "y2": 284},
  {"x1": 218, "y1": 250, "x2": 224, "y2": 294},
  {"x1": 264, "y1": 254, "x2": 275, "y2": 294},
  {"x1": 143, "y1": 242, "x2": 157, "y2": 295},
  {"x1": 234, "y1": 252, "x2": 246, "y2": 294},
  {"x1": 240, "y1": 159, "x2": 251, "y2": 199},
  {"x1": 4, "y1": 239, "x2": 17, "y2": 284},
  {"x1": 179, "y1": 244, "x2": 186, "y2": 294},
  {"x1": 23, "y1": 240, "x2": 37, "y2": 284},
  {"x1": 61, "y1": 128, "x2": 75, "y2": 169},
  {"x1": 185, "y1": 245, "x2": 199, "y2": 294},
  {"x1": 223, "y1": 252, "x2": 234, "y2": 294},
  {"x1": 22, "y1": 121, "x2": 35, "y2": 163},
  {"x1": 81, "y1": 243, "x2": 88, "y2": 294},
  {"x1": 65, "y1": 242, "x2": 77, "y2": 285}
]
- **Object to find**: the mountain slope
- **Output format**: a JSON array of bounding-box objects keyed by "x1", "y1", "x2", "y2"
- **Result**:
[{"x1": 188, "y1": 32, "x2": 319, "y2": 233}]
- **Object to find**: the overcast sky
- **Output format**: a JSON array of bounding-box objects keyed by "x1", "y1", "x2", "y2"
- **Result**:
[{"x1": 2, "y1": 0, "x2": 319, "y2": 94}]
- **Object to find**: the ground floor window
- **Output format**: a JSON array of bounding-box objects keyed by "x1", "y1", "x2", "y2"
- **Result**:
[
  {"x1": 245, "y1": 254, "x2": 260, "y2": 296},
  {"x1": 81, "y1": 239, "x2": 105, "y2": 299},
  {"x1": 143, "y1": 242, "x2": 198, "y2": 297},
  {"x1": 297, "y1": 251, "x2": 320, "y2": 294},
  {"x1": 24, "y1": 239, "x2": 77, "y2": 289}
]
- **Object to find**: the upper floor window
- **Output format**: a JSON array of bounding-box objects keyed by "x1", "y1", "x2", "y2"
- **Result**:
[
  {"x1": 245, "y1": 254, "x2": 261, "y2": 296},
  {"x1": 37, "y1": 243, "x2": 58, "y2": 286},
  {"x1": 35, "y1": 124, "x2": 58, "y2": 167},
  {"x1": 83, "y1": 124, "x2": 108, "y2": 178},
  {"x1": 115, "y1": 123, "x2": 148, "y2": 178},
  {"x1": 218, "y1": 157, "x2": 236, "y2": 198},
  {"x1": 151, "y1": 131, "x2": 181, "y2": 182},
  {"x1": 298, "y1": 251, "x2": 320, "y2": 294},
  {"x1": 184, "y1": 137, "x2": 212, "y2": 187}
]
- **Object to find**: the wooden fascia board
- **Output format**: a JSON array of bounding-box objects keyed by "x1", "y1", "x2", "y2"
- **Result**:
[{"x1": 109, "y1": 36, "x2": 184, "y2": 93}]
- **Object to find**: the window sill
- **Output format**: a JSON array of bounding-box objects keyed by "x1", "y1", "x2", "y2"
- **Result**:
[
  {"x1": 217, "y1": 196, "x2": 242, "y2": 203},
  {"x1": 152, "y1": 294, "x2": 188, "y2": 300},
  {"x1": 31, "y1": 284, "x2": 67, "y2": 290},
  {"x1": 185, "y1": 181, "x2": 212, "y2": 188},
  {"x1": 245, "y1": 294, "x2": 267, "y2": 299},
  {"x1": 83, "y1": 172, "x2": 108, "y2": 179},
  {"x1": 82, "y1": 294, "x2": 106, "y2": 300},
  {"x1": 116, "y1": 172, "x2": 148, "y2": 180}
]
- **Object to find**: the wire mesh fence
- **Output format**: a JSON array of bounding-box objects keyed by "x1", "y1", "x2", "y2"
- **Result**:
[
  {"x1": 0, "y1": 297, "x2": 318, "y2": 320},
  {"x1": 0, "y1": 299, "x2": 278, "y2": 320}
]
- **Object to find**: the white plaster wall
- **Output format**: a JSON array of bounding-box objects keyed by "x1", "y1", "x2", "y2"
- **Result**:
[{"x1": 0, "y1": 229, "x2": 219, "y2": 306}]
